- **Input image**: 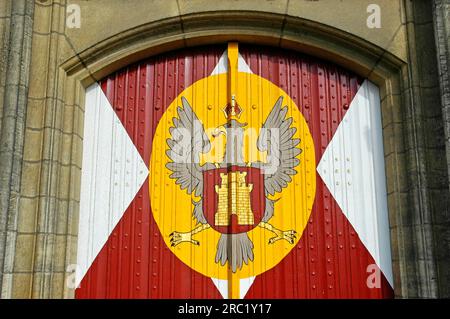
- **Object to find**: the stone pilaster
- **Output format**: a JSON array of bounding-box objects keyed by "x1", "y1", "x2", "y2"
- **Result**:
[
  {"x1": 432, "y1": 0, "x2": 450, "y2": 298},
  {"x1": 391, "y1": 0, "x2": 450, "y2": 298},
  {"x1": 0, "y1": 0, "x2": 34, "y2": 298},
  {"x1": 12, "y1": 0, "x2": 80, "y2": 298}
]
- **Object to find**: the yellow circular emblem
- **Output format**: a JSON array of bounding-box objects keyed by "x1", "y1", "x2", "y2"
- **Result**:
[{"x1": 149, "y1": 72, "x2": 316, "y2": 281}]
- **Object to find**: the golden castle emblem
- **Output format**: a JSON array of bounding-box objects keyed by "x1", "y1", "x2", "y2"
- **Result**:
[{"x1": 214, "y1": 171, "x2": 255, "y2": 226}]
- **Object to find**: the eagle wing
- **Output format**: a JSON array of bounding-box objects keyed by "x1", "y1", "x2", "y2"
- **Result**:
[
  {"x1": 165, "y1": 97, "x2": 213, "y2": 224},
  {"x1": 256, "y1": 96, "x2": 302, "y2": 221}
]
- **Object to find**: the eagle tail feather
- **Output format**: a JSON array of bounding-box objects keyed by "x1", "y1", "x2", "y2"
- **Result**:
[{"x1": 215, "y1": 233, "x2": 254, "y2": 272}]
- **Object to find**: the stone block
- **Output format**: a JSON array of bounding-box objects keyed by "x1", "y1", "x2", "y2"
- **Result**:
[
  {"x1": 25, "y1": 98, "x2": 46, "y2": 129},
  {"x1": 32, "y1": 1, "x2": 52, "y2": 34},
  {"x1": 32, "y1": 233, "x2": 54, "y2": 272},
  {"x1": 17, "y1": 197, "x2": 37, "y2": 233},
  {"x1": 23, "y1": 129, "x2": 43, "y2": 162},
  {"x1": 387, "y1": 191, "x2": 409, "y2": 228},
  {"x1": 385, "y1": 151, "x2": 408, "y2": 194},
  {"x1": 11, "y1": 273, "x2": 32, "y2": 299},
  {"x1": 27, "y1": 33, "x2": 51, "y2": 99},
  {"x1": 20, "y1": 161, "x2": 41, "y2": 198},
  {"x1": 52, "y1": 234, "x2": 68, "y2": 272},
  {"x1": 13, "y1": 234, "x2": 34, "y2": 272},
  {"x1": 50, "y1": 272, "x2": 64, "y2": 298},
  {"x1": 55, "y1": 199, "x2": 69, "y2": 235}
]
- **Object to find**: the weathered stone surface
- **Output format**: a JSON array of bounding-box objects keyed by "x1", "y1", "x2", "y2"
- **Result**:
[
  {"x1": 17, "y1": 198, "x2": 37, "y2": 233},
  {"x1": 287, "y1": 0, "x2": 407, "y2": 61},
  {"x1": 11, "y1": 273, "x2": 31, "y2": 299},
  {"x1": 0, "y1": 0, "x2": 34, "y2": 298},
  {"x1": 389, "y1": 0, "x2": 450, "y2": 298},
  {"x1": 64, "y1": 0, "x2": 181, "y2": 57},
  {"x1": 431, "y1": 0, "x2": 450, "y2": 298}
]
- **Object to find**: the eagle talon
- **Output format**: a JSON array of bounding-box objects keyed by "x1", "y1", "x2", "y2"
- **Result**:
[
  {"x1": 259, "y1": 222, "x2": 296, "y2": 245},
  {"x1": 268, "y1": 229, "x2": 297, "y2": 245},
  {"x1": 169, "y1": 230, "x2": 199, "y2": 246}
]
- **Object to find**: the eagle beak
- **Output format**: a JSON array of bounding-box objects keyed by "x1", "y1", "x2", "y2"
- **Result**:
[{"x1": 212, "y1": 125, "x2": 227, "y2": 138}]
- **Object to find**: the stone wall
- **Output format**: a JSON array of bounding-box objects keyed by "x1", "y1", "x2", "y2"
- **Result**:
[
  {"x1": 391, "y1": 0, "x2": 449, "y2": 298},
  {"x1": 0, "y1": 0, "x2": 448, "y2": 298}
]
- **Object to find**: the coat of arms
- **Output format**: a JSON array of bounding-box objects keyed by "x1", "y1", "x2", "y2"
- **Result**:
[{"x1": 167, "y1": 95, "x2": 301, "y2": 272}]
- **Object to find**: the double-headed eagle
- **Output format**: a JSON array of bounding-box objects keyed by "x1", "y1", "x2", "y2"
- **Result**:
[{"x1": 166, "y1": 96, "x2": 301, "y2": 272}]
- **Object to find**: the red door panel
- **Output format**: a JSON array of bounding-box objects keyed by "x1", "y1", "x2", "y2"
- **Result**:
[{"x1": 76, "y1": 44, "x2": 393, "y2": 299}]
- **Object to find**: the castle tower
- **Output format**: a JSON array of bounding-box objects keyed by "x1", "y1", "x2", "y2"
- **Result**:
[{"x1": 215, "y1": 171, "x2": 255, "y2": 226}]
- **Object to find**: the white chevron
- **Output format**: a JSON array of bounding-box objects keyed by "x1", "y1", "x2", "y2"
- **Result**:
[
  {"x1": 211, "y1": 50, "x2": 253, "y2": 75},
  {"x1": 76, "y1": 83, "x2": 148, "y2": 287},
  {"x1": 211, "y1": 277, "x2": 256, "y2": 299},
  {"x1": 316, "y1": 80, "x2": 394, "y2": 287}
]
